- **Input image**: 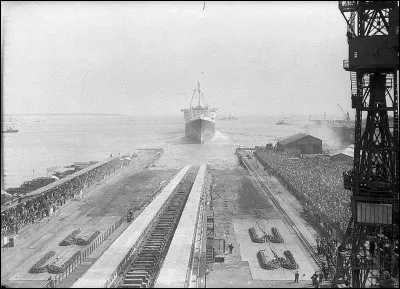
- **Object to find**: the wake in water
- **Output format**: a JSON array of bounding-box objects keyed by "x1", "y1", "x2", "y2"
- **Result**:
[
  {"x1": 207, "y1": 131, "x2": 230, "y2": 144},
  {"x1": 213, "y1": 131, "x2": 229, "y2": 140},
  {"x1": 164, "y1": 130, "x2": 230, "y2": 145}
]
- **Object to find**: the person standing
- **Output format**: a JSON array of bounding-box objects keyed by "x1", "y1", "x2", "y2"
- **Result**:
[
  {"x1": 294, "y1": 271, "x2": 299, "y2": 283},
  {"x1": 228, "y1": 244, "x2": 234, "y2": 254},
  {"x1": 370, "y1": 240, "x2": 376, "y2": 258},
  {"x1": 323, "y1": 266, "x2": 329, "y2": 281},
  {"x1": 48, "y1": 276, "x2": 54, "y2": 288},
  {"x1": 311, "y1": 274, "x2": 317, "y2": 287}
]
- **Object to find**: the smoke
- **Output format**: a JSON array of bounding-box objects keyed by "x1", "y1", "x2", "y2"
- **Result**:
[{"x1": 306, "y1": 125, "x2": 346, "y2": 153}]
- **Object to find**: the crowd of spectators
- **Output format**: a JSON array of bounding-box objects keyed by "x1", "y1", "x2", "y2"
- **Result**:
[
  {"x1": 316, "y1": 235, "x2": 339, "y2": 281},
  {"x1": 254, "y1": 147, "x2": 399, "y2": 284},
  {"x1": 254, "y1": 147, "x2": 353, "y2": 235},
  {"x1": 1, "y1": 155, "x2": 133, "y2": 237}
]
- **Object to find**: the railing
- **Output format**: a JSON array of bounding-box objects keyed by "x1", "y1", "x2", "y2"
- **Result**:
[{"x1": 44, "y1": 216, "x2": 126, "y2": 288}]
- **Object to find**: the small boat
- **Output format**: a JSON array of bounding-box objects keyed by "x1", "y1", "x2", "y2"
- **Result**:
[
  {"x1": 221, "y1": 113, "x2": 238, "y2": 121},
  {"x1": 276, "y1": 118, "x2": 291, "y2": 125},
  {"x1": 1, "y1": 127, "x2": 19, "y2": 133}
]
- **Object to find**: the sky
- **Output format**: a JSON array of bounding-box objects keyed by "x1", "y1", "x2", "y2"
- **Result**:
[{"x1": 1, "y1": 1, "x2": 353, "y2": 118}]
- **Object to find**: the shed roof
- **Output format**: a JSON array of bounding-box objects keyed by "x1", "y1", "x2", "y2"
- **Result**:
[
  {"x1": 278, "y1": 133, "x2": 320, "y2": 146},
  {"x1": 330, "y1": 147, "x2": 354, "y2": 158}
]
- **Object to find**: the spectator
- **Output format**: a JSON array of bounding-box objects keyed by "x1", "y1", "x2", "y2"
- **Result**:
[
  {"x1": 370, "y1": 240, "x2": 375, "y2": 257},
  {"x1": 1, "y1": 156, "x2": 132, "y2": 237},
  {"x1": 255, "y1": 148, "x2": 352, "y2": 234}
]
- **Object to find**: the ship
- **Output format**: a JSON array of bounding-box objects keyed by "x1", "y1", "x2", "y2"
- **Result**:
[
  {"x1": 306, "y1": 106, "x2": 355, "y2": 145},
  {"x1": 1, "y1": 127, "x2": 18, "y2": 133},
  {"x1": 276, "y1": 117, "x2": 291, "y2": 125},
  {"x1": 181, "y1": 81, "x2": 218, "y2": 143},
  {"x1": 1, "y1": 117, "x2": 19, "y2": 133},
  {"x1": 220, "y1": 113, "x2": 238, "y2": 121}
]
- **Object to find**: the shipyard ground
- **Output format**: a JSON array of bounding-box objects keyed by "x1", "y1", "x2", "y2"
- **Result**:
[
  {"x1": 1, "y1": 150, "x2": 331, "y2": 288},
  {"x1": 1, "y1": 150, "x2": 177, "y2": 288},
  {"x1": 205, "y1": 163, "x2": 324, "y2": 288}
]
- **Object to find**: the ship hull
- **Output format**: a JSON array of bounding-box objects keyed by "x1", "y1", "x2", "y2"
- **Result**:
[{"x1": 185, "y1": 118, "x2": 215, "y2": 143}]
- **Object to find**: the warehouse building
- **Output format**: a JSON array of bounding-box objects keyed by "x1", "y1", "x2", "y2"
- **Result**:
[
  {"x1": 277, "y1": 133, "x2": 322, "y2": 154},
  {"x1": 330, "y1": 147, "x2": 354, "y2": 161}
]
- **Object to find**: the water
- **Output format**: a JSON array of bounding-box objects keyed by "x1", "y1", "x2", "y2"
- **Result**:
[{"x1": 1, "y1": 115, "x2": 310, "y2": 190}]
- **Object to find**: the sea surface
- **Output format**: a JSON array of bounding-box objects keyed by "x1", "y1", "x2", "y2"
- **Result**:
[{"x1": 1, "y1": 114, "x2": 313, "y2": 190}]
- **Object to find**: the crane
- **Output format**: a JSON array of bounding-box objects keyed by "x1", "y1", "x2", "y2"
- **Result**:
[
  {"x1": 335, "y1": 1, "x2": 399, "y2": 288},
  {"x1": 338, "y1": 103, "x2": 351, "y2": 122}
]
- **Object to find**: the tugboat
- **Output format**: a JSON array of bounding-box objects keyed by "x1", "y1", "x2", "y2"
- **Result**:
[
  {"x1": 276, "y1": 118, "x2": 291, "y2": 125},
  {"x1": 181, "y1": 81, "x2": 218, "y2": 143}
]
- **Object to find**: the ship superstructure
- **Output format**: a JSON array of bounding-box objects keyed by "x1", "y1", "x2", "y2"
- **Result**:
[{"x1": 181, "y1": 81, "x2": 217, "y2": 143}]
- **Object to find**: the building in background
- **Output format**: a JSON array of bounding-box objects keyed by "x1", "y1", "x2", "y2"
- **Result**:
[
  {"x1": 277, "y1": 133, "x2": 322, "y2": 154},
  {"x1": 330, "y1": 146, "x2": 354, "y2": 161}
]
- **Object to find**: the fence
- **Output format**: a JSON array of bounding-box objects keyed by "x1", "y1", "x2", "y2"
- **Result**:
[{"x1": 44, "y1": 216, "x2": 125, "y2": 288}]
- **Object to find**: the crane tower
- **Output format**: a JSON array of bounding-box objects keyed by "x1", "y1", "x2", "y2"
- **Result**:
[{"x1": 335, "y1": 1, "x2": 399, "y2": 288}]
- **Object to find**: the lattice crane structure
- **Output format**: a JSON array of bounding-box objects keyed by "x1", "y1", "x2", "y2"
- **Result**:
[{"x1": 335, "y1": 1, "x2": 399, "y2": 288}]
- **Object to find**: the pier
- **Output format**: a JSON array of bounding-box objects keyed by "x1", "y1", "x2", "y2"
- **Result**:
[
  {"x1": 1, "y1": 150, "x2": 339, "y2": 288},
  {"x1": 1, "y1": 141, "x2": 354, "y2": 289}
]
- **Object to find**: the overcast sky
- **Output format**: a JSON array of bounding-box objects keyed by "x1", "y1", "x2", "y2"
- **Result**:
[{"x1": 1, "y1": 1, "x2": 352, "y2": 117}]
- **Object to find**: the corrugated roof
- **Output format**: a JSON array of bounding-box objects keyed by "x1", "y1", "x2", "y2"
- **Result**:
[
  {"x1": 278, "y1": 133, "x2": 319, "y2": 146},
  {"x1": 330, "y1": 147, "x2": 354, "y2": 158}
]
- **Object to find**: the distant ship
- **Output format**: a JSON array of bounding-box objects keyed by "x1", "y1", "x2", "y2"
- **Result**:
[
  {"x1": 306, "y1": 107, "x2": 355, "y2": 144},
  {"x1": 181, "y1": 81, "x2": 218, "y2": 143},
  {"x1": 221, "y1": 114, "x2": 238, "y2": 121},
  {"x1": 276, "y1": 118, "x2": 291, "y2": 125},
  {"x1": 1, "y1": 127, "x2": 18, "y2": 133}
]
